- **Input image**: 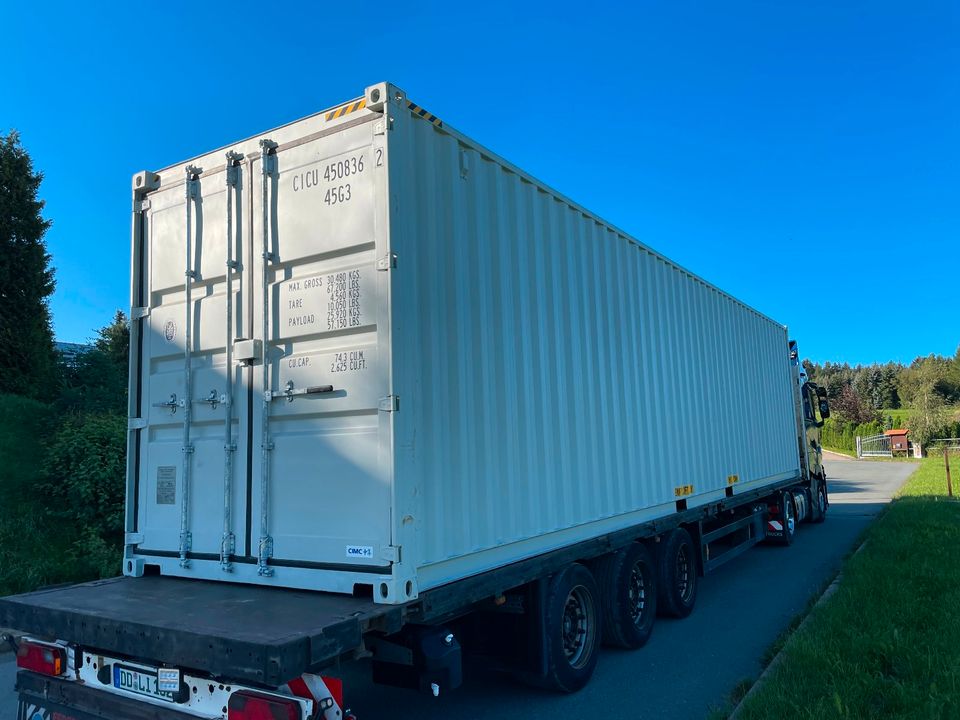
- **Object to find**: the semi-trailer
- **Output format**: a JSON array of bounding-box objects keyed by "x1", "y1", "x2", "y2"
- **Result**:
[{"x1": 1, "y1": 82, "x2": 832, "y2": 720}]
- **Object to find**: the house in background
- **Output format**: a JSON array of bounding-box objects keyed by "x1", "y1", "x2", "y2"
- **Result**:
[{"x1": 55, "y1": 341, "x2": 90, "y2": 368}]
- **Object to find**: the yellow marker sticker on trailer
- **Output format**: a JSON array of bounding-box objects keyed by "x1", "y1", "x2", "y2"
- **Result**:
[
  {"x1": 407, "y1": 101, "x2": 443, "y2": 127},
  {"x1": 325, "y1": 98, "x2": 367, "y2": 122},
  {"x1": 727, "y1": 474, "x2": 739, "y2": 485},
  {"x1": 674, "y1": 484, "x2": 694, "y2": 498}
]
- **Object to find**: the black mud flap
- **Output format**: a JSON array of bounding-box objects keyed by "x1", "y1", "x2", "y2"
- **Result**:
[{"x1": 18, "y1": 695, "x2": 99, "y2": 720}]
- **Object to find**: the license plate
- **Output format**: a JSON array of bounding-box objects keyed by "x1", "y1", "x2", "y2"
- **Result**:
[{"x1": 113, "y1": 664, "x2": 174, "y2": 702}]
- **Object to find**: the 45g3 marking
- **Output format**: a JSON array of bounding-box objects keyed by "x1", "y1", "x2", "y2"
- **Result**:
[{"x1": 324, "y1": 184, "x2": 351, "y2": 205}]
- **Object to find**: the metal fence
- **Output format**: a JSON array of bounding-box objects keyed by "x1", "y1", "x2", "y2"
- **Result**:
[
  {"x1": 857, "y1": 433, "x2": 892, "y2": 458},
  {"x1": 929, "y1": 438, "x2": 960, "y2": 451}
]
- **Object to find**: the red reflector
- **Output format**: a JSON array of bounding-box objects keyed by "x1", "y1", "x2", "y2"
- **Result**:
[
  {"x1": 228, "y1": 690, "x2": 302, "y2": 720},
  {"x1": 16, "y1": 641, "x2": 65, "y2": 676}
]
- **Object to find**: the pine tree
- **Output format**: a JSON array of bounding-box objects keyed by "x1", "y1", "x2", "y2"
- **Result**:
[{"x1": 0, "y1": 131, "x2": 58, "y2": 399}]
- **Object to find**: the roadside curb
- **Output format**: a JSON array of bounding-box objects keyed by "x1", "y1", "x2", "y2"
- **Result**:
[
  {"x1": 727, "y1": 541, "x2": 869, "y2": 719},
  {"x1": 822, "y1": 449, "x2": 857, "y2": 460}
]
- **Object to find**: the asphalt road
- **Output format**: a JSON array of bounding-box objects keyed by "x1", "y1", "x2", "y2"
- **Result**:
[
  {"x1": 0, "y1": 659, "x2": 10, "y2": 720},
  {"x1": 0, "y1": 454, "x2": 916, "y2": 720}
]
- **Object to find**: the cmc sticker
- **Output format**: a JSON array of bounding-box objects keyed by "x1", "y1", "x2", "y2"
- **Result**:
[
  {"x1": 346, "y1": 545, "x2": 374, "y2": 560},
  {"x1": 163, "y1": 320, "x2": 177, "y2": 342}
]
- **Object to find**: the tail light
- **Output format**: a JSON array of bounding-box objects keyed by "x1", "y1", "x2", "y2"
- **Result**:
[
  {"x1": 227, "y1": 690, "x2": 302, "y2": 720},
  {"x1": 16, "y1": 639, "x2": 66, "y2": 676}
]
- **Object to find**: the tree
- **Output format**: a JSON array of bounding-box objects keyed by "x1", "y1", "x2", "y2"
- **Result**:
[
  {"x1": 0, "y1": 131, "x2": 58, "y2": 400},
  {"x1": 876, "y1": 364, "x2": 902, "y2": 409},
  {"x1": 41, "y1": 412, "x2": 127, "y2": 578},
  {"x1": 38, "y1": 312, "x2": 130, "y2": 582},
  {"x1": 906, "y1": 359, "x2": 949, "y2": 449},
  {"x1": 831, "y1": 385, "x2": 876, "y2": 425},
  {"x1": 58, "y1": 311, "x2": 130, "y2": 414},
  {"x1": 853, "y1": 367, "x2": 879, "y2": 409},
  {"x1": 899, "y1": 354, "x2": 956, "y2": 406}
]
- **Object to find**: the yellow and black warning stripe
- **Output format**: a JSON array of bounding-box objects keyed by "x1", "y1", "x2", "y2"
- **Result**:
[
  {"x1": 407, "y1": 101, "x2": 443, "y2": 128},
  {"x1": 325, "y1": 98, "x2": 367, "y2": 122}
]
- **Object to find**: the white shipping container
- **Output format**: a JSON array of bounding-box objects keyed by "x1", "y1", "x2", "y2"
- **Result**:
[{"x1": 124, "y1": 82, "x2": 801, "y2": 604}]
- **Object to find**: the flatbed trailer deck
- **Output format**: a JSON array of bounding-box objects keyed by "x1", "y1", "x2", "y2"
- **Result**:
[{"x1": 1, "y1": 577, "x2": 392, "y2": 686}]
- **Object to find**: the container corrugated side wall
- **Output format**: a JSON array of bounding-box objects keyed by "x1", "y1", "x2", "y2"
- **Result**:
[{"x1": 388, "y1": 107, "x2": 799, "y2": 591}]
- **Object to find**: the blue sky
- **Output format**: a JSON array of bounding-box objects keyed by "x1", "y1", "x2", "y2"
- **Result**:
[{"x1": 2, "y1": 1, "x2": 957, "y2": 365}]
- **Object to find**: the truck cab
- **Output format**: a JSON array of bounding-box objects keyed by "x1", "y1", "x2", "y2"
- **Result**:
[{"x1": 800, "y1": 379, "x2": 830, "y2": 480}]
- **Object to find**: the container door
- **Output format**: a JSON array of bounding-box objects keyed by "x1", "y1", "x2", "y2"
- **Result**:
[
  {"x1": 136, "y1": 160, "x2": 250, "y2": 565},
  {"x1": 249, "y1": 120, "x2": 392, "y2": 572}
]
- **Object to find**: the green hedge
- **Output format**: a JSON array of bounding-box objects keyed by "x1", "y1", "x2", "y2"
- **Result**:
[{"x1": 821, "y1": 417, "x2": 885, "y2": 454}]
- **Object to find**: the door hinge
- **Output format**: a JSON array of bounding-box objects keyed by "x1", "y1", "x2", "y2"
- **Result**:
[
  {"x1": 378, "y1": 395, "x2": 400, "y2": 412},
  {"x1": 377, "y1": 253, "x2": 397, "y2": 271},
  {"x1": 134, "y1": 198, "x2": 152, "y2": 213},
  {"x1": 131, "y1": 306, "x2": 150, "y2": 320},
  {"x1": 381, "y1": 545, "x2": 401, "y2": 563},
  {"x1": 125, "y1": 533, "x2": 145, "y2": 545},
  {"x1": 128, "y1": 417, "x2": 147, "y2": 430}
]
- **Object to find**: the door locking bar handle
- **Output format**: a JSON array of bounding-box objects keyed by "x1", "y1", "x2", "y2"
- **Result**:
[
  {"x1": 153, "y1": 393, "x2": 183, "y2": 413},
  {"x1": 196, "y1": 389, "x2": 228, "y2": 409},
  {"x1": 271, "y1": 382, "x2": 335, "y2": 402}
]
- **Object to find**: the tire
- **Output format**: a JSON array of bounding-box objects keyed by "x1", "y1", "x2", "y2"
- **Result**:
[
  {"x1": 592, "y1": 543, "x2": 657, "y2": 649},
  {"x1": 773, "y1": 490, "x2": 798, "y2": 546},
  {"x1": 811, "y1": 479, "x2": 828, "y2": 524},
  {"x1": 656, "y1": 528, "x2": 698, "y2": 619},
  {"x1": 540, "y1": 563, "x2": 602, "y2": 693}
]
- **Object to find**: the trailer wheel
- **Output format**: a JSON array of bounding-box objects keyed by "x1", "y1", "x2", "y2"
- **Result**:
[
  {"x1": 656, "y1": 528, "x2": 698, "y2": 619},
  {"x1": 592, "y1": 543, "x2": 657, "y2": 649},
  {"x1": 811, "y1": 479, "x2": 828, "y2": 524},
  {"x1": 540, "y1": 563, "x2": 602, "y2": 693}
]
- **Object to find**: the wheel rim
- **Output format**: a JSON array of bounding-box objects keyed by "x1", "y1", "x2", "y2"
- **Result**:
[
  {"x1": 627, "y1": 561, "x2": 647, "y2": 625},
  {"x1": 675, "y1": 544, "x2": 693, "y2": 603},
  {"x1": 562, "y1": 585, "x2": 595, "y2": 668},
  {"x1": 785, "y1": 495, "x2": 796, "y2": 535},
  {"x1": 818, "y1": 487, "x2": 826, "y2": 513}
]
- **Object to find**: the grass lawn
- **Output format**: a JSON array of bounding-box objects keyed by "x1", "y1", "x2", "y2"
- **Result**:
[
  {"x1": 879, "y1": 408, "x2": 912, "y2": 428},
  {"x1": 732, "y1": 453, "x2": 960, "y2": 719}
]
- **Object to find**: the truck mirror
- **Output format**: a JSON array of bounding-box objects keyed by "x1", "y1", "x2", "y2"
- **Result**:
[
  {"x1": 818, "y1": 400, "x2": 830, "y2": 419},
  {"x1": 815, "y1": 385, "x2": 827, "y2": 399}
]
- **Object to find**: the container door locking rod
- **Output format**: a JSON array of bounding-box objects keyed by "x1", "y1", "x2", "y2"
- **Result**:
[
  {"x1": 257, "y1": 139, "x2": 278, "y2": 577},
  {"x1": 179, "y1": 165, "x2": 202, "y2": 568},
  {"x1": 270, "y1": 382, "x2": 336, "y2": 402},
  {"x1": 220, "y1": 151, "x2": 244, "y2": 572}
]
